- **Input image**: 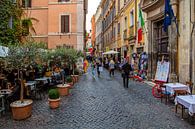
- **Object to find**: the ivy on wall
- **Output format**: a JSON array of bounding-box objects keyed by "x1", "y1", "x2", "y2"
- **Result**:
[{"x1": 0, "y1": 0, "x2": 24, "y2": 45}]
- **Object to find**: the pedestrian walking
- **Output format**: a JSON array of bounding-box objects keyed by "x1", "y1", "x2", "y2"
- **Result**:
[
  {"x1": 109, "y1": 59, "x2": 115, "y2": 77},
  {"x1": 121, "y1": 61, "x2": 132, "y2": 88},
  {"x1": 91, "y1": 60, "x2": 96, "y2": 78},
  {"x1": 96, "y1": 58, "x2": 101, "y2": 77},
  {"x1": 83, "y1": 58, "x2": 89, "y2": 73},
  {"x1": 105, "y1": 57, "x2": 109, "y2": 69}
]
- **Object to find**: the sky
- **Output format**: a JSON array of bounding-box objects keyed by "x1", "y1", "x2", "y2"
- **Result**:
[{"x1": 86, "y1": 0, "x2": 101, "y2": 33}]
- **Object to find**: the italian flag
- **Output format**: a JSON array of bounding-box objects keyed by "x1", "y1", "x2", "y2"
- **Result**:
[{"x1": 137, "y1": 8, "x2": 145, "y2": 43}]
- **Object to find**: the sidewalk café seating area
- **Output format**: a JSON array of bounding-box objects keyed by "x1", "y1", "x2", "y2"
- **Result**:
[
  {"x1": 0, "y1": 63, "x2": 78, "y2": 115},
  {"x1": 156, "y1": 81, "x2": 195, "y2": 124}
]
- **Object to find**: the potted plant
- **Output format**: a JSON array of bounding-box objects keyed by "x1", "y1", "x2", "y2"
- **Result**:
[
  {"x1": 48, "y1": 89, "x2": 60, "y2": 109},
  {"x1": 74, "y1": 69, "x2": 80, "y2": 82},
  {"x1": 6, "y1": 42, "x2": 45, "y2": 120},
  {"x1": 57, "y1": 71, "x2": 71, "y2": 96},
  {"x1": 66, "y1": 76, "x2": 73, "y2": 88}
]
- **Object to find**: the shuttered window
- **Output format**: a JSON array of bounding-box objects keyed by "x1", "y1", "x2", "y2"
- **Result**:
[
  {"x1": 61, "y1": 15, "x2": 70, "y2": 33},
  {"x1": 22, "y1": 0, "x2": 31, "y2": 8}
]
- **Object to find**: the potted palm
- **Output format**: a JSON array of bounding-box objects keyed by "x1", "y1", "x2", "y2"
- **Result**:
[{"x1": 48, "y1": 89, "x2": 60, "y2": 109}]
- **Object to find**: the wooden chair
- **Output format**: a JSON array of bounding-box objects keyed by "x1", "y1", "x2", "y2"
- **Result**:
[
  {"x1": 160, "y1": 84, "x2": 171, "y2": 104},
  {"x1": 35, "y1": 81, "x2": 45, "y2": 100},
  {"x1": 175, "y1": 81, "x2": 193, "y2": 96}
]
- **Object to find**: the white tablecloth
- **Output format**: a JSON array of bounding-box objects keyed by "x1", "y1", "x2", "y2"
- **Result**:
[
  {"x1": 25, "y1": 81, "x2": 36, "y2": 90},
  {"x1": 35, "y1": 77, "x2": 51, "y2": 84},
  {"x1": 175, "y1": 95, "x2": 195, "y2": 115},
  {"x1": 164, "y1": 83, "x2": 190, "y2": 95}
]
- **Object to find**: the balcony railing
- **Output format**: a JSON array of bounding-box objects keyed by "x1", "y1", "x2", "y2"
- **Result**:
[{"x1": 128, "y1": 25, "x2": 135, "y2": 40}]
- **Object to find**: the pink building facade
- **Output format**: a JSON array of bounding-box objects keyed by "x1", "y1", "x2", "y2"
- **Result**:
[{"x1": 24, "y1": 0, "x2": 87, "y2": 51}]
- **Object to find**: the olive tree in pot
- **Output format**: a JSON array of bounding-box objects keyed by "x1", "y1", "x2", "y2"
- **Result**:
[
  {"x1": 50, "y1": 48, "x2": 71, "y2": 96},
  {"x1": 48, "y1": 89, "x2": 60, "y2": 109},
  {"x1": 67, "y1": 49, "x2": 83, "y2": 83},
  {"x1": 5, "y1": 41, "x2": 45, "y2": 120}
]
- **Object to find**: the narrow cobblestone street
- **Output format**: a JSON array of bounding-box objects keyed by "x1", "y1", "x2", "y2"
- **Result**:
[{"x1": 0, "y1": 69, "x2": 194, "y2": 129}]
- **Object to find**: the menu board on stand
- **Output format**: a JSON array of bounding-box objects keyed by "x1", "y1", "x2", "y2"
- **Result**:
[{"x1": 155, "y1": 61, "x2": 170, "y2": 82}]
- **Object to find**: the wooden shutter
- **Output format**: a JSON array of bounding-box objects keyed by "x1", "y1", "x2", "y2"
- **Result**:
[
  {"x1": 61, "y1": 15, "x2": 69, "y2": 33},
  {"x1": 61, "y1": 16, "x2": 65, "y2": 33},
  {"x1": 28, "y1": 0, "x2": 31, "y2": 7},
  {"x1": 65, "y1": 15, "x2": 69, "y2": 33}
]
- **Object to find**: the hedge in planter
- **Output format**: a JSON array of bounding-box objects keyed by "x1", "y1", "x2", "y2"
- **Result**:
[{"x1": 48, "y1": 89, "x2": 60, "y2": 109}]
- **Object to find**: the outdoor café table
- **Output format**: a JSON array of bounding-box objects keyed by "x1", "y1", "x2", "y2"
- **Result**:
[
  {"x1": 35, "y1": 77, "x2": 50, "y2": 84},
  {"x1": 175, "y1": 95, "x2": 195, "y2": 118},
  {"x1": 0, "y1": 89, "x2": 12, "y2": 111},
  {"x1": 164, "y1": 83, "x2": 190, "y2": 95},
  {"x1": 0, "y1": 89, "x2": 12, "y2": 96},
  {"x1": 25, "y1": 81, "x2": 36, "y2": 90},
  {"x1": 0, "y1": 95, "x2": 5, "y2": 115},
  {"x1": 0, "y1": 76, "x2": 6, "y2": 88}
]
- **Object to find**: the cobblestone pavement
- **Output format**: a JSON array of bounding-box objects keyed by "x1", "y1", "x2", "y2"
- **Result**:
[{"x1": 0, "y1": 69, "x2": 195, "y2": 129}]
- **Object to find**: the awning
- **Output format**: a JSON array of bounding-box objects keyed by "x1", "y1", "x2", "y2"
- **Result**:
[{"x1": 102, "y1": 50, "x2": 119, "y2": 55}]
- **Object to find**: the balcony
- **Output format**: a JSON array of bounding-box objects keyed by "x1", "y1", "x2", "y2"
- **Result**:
[
  {"x1": 128, "y1": 25, "x2": 136, "y2": 40},
  {"x1": 123, "y1": 29, "x2": 127, "y2": 40}
]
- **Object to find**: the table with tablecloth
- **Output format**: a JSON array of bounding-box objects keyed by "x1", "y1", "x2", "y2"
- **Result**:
[
  {"x1": 175, "y1": 95, "x2": 195, "y2": 116},
  {"x1": 164, "y1": 83, "x2": 190, "y2": 95}
]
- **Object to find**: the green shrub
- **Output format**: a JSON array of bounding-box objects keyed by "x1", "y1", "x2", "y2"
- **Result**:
[
  {"x1": 48, "y1": 89, "x2": 59, "y2": 99},
  {"x1": 66, "y1": 76, "x2": 72, "y2": 83}
]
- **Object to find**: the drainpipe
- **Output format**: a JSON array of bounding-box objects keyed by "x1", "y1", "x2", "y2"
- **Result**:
[{"x1": 190, "y1": 0, "x2": 195, "y2": 83}]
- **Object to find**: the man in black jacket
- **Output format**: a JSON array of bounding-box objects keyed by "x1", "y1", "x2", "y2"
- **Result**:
[{"x1": 122, "y1": 62, "x2": 132, "y2": 88}]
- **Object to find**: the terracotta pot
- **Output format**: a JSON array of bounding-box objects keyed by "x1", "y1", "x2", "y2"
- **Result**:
[
  {"x1": 10, "y1": 99, "x2": 33, "y2": 120},
  {"x1": 74, "y1": 75, "x2": 79, "y2": 82},
  {"x1": 48, "y1": 98, "x2": 60, "y2": 109},
  {"x1": 67, "y1": 82, "x2": 74, "y2": 88},
  {"x1": 57, "y1": 84, "x2": 71, "y2": 96},
  {"x1": 71, "y1": 75, "x2": 76, "y2": 84}
]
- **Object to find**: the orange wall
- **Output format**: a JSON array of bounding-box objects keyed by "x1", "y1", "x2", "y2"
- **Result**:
[
  {"x1": 29, "y1": 9, "x2": 48, "y2": 35},
  {"x1": 47, "y1": 4, "x2": 77, "y2": 49},
  {"x1": 32, "y1": 0, "x2": 48, "y2": 7},
  {"x1": 48, "y1": 35, "x2": 77, "y2": 48},
  {"x1": 27, "y1": 0, "x2": 81, "y2": 49},
  {"x1": 91, "y1": 15, "x2": 96, "y2": 47},
  {"x1": 48, "y1": 4, "x2": 77, "y2": 33}
]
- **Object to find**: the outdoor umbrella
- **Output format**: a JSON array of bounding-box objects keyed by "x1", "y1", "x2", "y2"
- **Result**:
[{"x1": 102, "y1": 50, "x2": 119, "y2": 55}]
